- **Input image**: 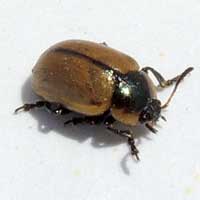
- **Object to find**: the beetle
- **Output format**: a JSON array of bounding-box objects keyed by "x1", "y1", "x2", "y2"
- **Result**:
[{"x1": 15, "y1": 40, "x2": 193, "y2": 160}]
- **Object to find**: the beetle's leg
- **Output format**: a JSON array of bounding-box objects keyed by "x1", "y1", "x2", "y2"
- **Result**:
[
  {"x1": 15, "y1": 101, "x2": 49, "y2": 113},
  {"x1": 100, "y1": 42, "x2": 108, "y2": 46},
  {"x1": 15, "y1": 101, "x2": 70, "y2": 115},
  {"x1": 45, "y1": 103, "x2": 71, "y2": 115},
  {"x1": 64, "y1": 116, "x2": 102, "y2": 125},
  {"x1": 106, "y1": 126, "x2": 140, "y2": 160},
  {"x1": 103, "y1": 115, "x2": 116, "y2": 126},
  {"x1": 145, "y1": 123, "x2": 158, "y2": 134},
  {"x1": 104, "y1": 116, "x2": 132, "y2": 138},
  {"x1": 128, "y1": 137, "x2": 140, "y2": 161},
  {"x1": 65, "y1": 114, "x2": 139, "y2": 159},
  {"x1": 142, "y1": 67, "x2": 180, "y2": 88},
  {"x1": 64, "y1": 111, "x2": 110, "y2": 125},
  {"x1": 104, "y1": 116, "x2": 139, "y2": 160}
]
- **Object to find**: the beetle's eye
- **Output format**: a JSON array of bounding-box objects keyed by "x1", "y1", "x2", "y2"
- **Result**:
[{"x1": 142, "y1": 112, "x2": 152, "y2": 121}]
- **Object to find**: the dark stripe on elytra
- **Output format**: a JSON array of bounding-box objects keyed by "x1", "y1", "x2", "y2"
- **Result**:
[{"x1": 52, "y1": 47, "x2": 123, "y2": 77}]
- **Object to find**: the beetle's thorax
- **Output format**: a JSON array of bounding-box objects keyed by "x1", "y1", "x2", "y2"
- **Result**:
[
  {"x1": 110, "y1": 71, "x2": 157, "y2": 125},
  {"x1": 112, "y1": 71, "x2": 156, "y2": 112}
]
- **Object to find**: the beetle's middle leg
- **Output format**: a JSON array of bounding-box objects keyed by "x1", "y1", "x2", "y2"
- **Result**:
[
  {"x1": 65, "y1": 112, "x2": 139, "y2": 160},
  {"x1": 64, "y1": 110, "x2": 110, "y2": 125},
  {"x1": 142, "y1": 67, "x2": 180, "y2": 88}
]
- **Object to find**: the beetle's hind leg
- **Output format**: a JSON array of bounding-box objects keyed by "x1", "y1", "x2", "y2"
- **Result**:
[
  {"x1": 15, "y1": 101, "x2": 71, "y2": 115},
  {"x1": 142, "y1": 67, "x2": 181, "y2": 88},
  {"x1": 15, "y1": 101, "x2": 48, "y2": 113}
]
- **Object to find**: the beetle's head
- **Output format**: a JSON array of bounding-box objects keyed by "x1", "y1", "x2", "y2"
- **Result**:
[{"x1": 139, "y1": 99, "x2": 161, "y2": 123}]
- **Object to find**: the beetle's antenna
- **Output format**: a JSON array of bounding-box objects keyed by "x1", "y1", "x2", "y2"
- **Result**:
[
  {"x1": 161, "y1": 115, "x2": 167, "y2": 121},
  {"x1": 161, "y1": 67, "x2": 193, "y2": 109}
]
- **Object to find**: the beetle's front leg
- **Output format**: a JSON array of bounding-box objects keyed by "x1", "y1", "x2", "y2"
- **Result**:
[
  {"x1": 142, "y1": 67, "x2": 181, "y2": 88},
  {"x1": 145, "y1": 123, "x2": 158, "y2": 134},
  {"x1": 104, "y1": 116, "x2": 139, "y2": 160}
]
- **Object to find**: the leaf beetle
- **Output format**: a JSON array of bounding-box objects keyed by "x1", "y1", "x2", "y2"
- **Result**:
[{"x1": 15, "y1": 40, "x2": 193, "y2": 160}]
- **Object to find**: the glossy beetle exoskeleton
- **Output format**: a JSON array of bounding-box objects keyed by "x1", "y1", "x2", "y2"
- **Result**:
[{"x1": 15, "y1": 40, "x2": 193, "y2": 160}]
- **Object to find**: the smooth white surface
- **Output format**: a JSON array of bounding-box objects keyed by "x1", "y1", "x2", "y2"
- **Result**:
[{"x1": 0, "y1": 0, "x2": 200, "y2": 200}]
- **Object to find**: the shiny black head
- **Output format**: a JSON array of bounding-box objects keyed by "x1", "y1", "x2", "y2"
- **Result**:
[{"x1": 139, "y1": 99, "x2": 161, "y2": 123}]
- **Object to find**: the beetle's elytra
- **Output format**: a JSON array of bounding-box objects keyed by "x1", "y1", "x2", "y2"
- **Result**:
[{"x1": 16, "y1": 40, "x2": 193, "y2": 160}]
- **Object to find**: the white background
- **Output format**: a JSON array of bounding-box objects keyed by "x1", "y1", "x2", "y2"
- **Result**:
[{"x1": 0, "y1": 0, "x2": 200, "y2": 200}]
